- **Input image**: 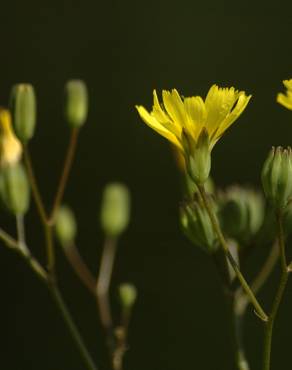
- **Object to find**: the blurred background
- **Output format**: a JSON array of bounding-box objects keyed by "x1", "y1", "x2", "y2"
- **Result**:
[{"x1": 0, "y1": 1, "x2": 292, "y2": 369}]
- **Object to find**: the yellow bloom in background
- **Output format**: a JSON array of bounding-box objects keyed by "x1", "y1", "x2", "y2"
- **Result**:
[
  {"x1": 136, "y1": 85, "x2": 251, "y2": 184},
  {"x1": 277, "y1": 79, "x2": 292, "y2": 110},
  {"x1": 0, "y1": 109, "x2": 22, "y2": 167}
]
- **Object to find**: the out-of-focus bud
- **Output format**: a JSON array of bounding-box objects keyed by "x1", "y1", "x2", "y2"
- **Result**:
[
  {"x1": 119, "y1": 283, "x2": 137, "y2": 310},
  {"x1": 55, "y1": 205, "x2": 77, "y2": 247},
  {"x1": 10, "y1": 84, "x2": 36, "y2": 143},
  {"x1": 0, "y1": 163, "x2": 30, "y2": 215},
  {"x1": 100, "y1": 183, "x2": 130, "y2": 238},
  {"x1": 219, "y1": 186, "x2": 264, "y2": 245},
  {"x1": 180, "y1": 197, "x2": 218, "y2": 253},
  {"x1": 0, "y1": 109, "x2": 22, "y2": 167},
  {"x1": 182, "y1": 128, "x2": 211, "y2": 185},
  {"x1": 65, "y1": 80, "x2": 88, "y2": 128},
  {"x1": 261, "y1": 147, "x2": 292, "y2": 209}
]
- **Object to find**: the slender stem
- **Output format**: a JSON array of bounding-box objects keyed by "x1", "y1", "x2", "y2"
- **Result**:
[
  {"x1": 63, "y1": 242, "x2": 96, "y2": 295},
  {"x1": 0, "y1": 226, "x2": 47, "y2": 281},
  {"x1": 45, "y1": 223, "x2": 56, "y2": 280},
  {"x1": 23, "y1": 141, "x2": 98, "y2": 369},
  {"x1": 16, "y1": 215, "x2": 26, "y2": 246},
  {"x1": 262, "y1": 211, "x2": 289, "y2": 370},
  {"x1": 231, "y1": 300, "x2": 250, "y2": 370},
  {"x1": 235, "y1": 242, "x2": 279, "y2": 317},
  {"x1": 213, "y1": 251, "x2": 250, "y2": 370},
  {"x1": 49, "y1": 286, "x2": 98, "y2": 370},
  {"x1": 96, "y1": 237, "x2": 118, "y2": 359},
  {"x1": 23, "y1": 146, "x2": 48, "y2": 224},
  {"x1": 0, "y1": 227, "x2": 19, "y2": 249},
  {"x1": 198, "y1": 184, "x2": 268, "y2": 322},
  {"x1": 49, "y1": 128, "x2": 79, "y2": 224}
]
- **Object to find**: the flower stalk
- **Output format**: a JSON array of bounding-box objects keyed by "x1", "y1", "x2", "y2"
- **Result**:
[
  {"x1": 262, "y1": 211, "x2": 289, "y2": 370},
  {"x1": 197, "y1": 183, "x2": 268, "y2": 322}
]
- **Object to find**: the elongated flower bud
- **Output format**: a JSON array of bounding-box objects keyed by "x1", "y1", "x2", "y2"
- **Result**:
[
  {"x1": 65, "y1": 80, "x2": 88, "y2": 128},
  {"x1": 0, "y1": 163, "x2": 30, "y2": 215},
  {"x1": 55, "y1": 205, "x2": 77, "y2": 247},
  {"x1": 261, "y1": 147, "x2": 292, "y2": 209},
  {"x1": 180, "y1": 198, "x2": 218, "y2": 253},
  {"x1": 100, "y1": 183, "x2": 130, "y2": 237},
  {"x1": 10, "y1": 84, "x2": 37, "y2": 143},
  {"x1": 0, "y1": 109, "x2": 22, "y2": 167},
  {"x1": 119, "y1": 283, "x2": 137, "y2": 310}
]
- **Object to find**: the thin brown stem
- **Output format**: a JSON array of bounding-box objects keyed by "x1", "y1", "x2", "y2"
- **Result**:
[
  {"x1": 198, "y1": 184, "x2": 268, "y2": 322},
  {"x1": 49, "y1": 128, "x2": 79, "y2": 224},
  {"x1": 23, "y1": 146, "x2": 48, "y2": 224},
  {"x1": 63, "y1": 242, "x2": 96, "y2": 295}
]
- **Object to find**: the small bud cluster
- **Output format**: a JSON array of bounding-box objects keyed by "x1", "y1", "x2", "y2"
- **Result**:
[
  {"x1": 180, "y1": 195, "x2": 218, "y2": 254},
  {"x1": 261, "y1": 146, "x2": 292, "y2": 209}
]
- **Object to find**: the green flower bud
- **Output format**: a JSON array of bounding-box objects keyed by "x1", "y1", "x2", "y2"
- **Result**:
[
  {"x1": 55, "y1": 205, "x2": 77, "y2": 247},
  {"x1": 65, "y1": 80, "x2": 88, "y2": 128},
  {"x1": 182, "y1": 128, "x2": 211, "y2": 185},
  {"x1": 10, "y1": 84, "x2": 36, "y2": 143},
  {"x1": 100, "y1": 183, "x2": 130, "y2": 238},
  {"x1": 261, "y1": 147, "x2": 292, "y2": 209},
  {"x1": 219, "y1": 186, "x2": 265, "y2": 245},
  {"x1": 119, "y1": 283, "x2": 137, "y2": 309},
  {"x1": 180, "y1": 197, "x2": 218, "y2": 253},
  {"x1": 0, "y1": 163, "x2": 30, "y2": 215}
]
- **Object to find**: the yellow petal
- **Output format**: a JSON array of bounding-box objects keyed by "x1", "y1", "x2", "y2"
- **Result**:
[
  {"x1": 162, "y1": 89, "x2": 186, "y2": 130},
  {"x1": 135, "y1": 105, "x2": 183, "y2": 150},
  {"x1": 205, "y1": 85, "x2": 240, "y2": 136},
  {"x1": 0, "y1": 109, "x2": 22, "y2": 167},
  {"x1": 283, "y1": 79, "x2": 292, "y2": 91},
  {"x1": 152, "y1": 90, "x2": 181, "y2": 137},
  {"x1": 184, "y1": 96, "x2": 206, "y2": 140},
  {"x1": 277, "y1": 92, "x2": 292, "y2": 110},
  {"x1": 214, "y1": 93, "x2": 252, "y2": 142}
]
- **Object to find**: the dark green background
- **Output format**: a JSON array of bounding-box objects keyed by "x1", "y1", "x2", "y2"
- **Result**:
[{"x1": 0, "y1": 1, "x2": 292, "y2": 369}]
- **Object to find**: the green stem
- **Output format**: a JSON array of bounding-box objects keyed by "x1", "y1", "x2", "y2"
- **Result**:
[
  {"x1": 49, "y1": 285, "x2": 98, "y2": 370},
  {"x1": 0, "y1": 227, "x2": 47, "y2": 281},
  {"x1": 197, "y1": 184, "x2": 268, "y2": 322},
  {"x1": 23, "y1": 141, "x2": 98, "y2": 370},
  {"x1": 262, "y1": 211, "x2": 289, "y2": 370}
]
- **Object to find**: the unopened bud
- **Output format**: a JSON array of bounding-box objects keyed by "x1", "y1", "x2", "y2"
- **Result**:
[
  {"x1": 100, "y1": 183, "x2": 130, "y2": 238},
  {"x1": 0, "y1": 109, "x2": 22, "y2": 167},
  {"x1": 261, "y1": 147, "x2": 292, "y2": 209},
  {"x1": 180, "y1": 197, "x2": 218, "y2": 253},
  {"x1": 219, "y1": 186, "x2": 264, "y2": 245},
  {"x1": 55, "y1": 205, "x2": 77, "y2": 247},
  {"x1": 65, "y1": 80, "x2": 88, "y2": 128},
  {"x1": 10, "y1": 84, "x2": 37, "y2": 143},
  {"x1": 119, "y1": 283, "x2": 137, "y2": 309},
  {"x1": 0, "y1": 163, "x2": 30, "y2": 215}
]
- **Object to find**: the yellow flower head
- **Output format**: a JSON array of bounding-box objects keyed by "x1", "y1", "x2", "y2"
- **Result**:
[
  {"x1": 0, "y1": 109, "x2": 22, "y2": 167},
  {"x1": 136, "y1": 84, "x2": 251, "y2": 153},
  {"x1": 277, "y1": 79, "x2": 292, "y2": 110}
]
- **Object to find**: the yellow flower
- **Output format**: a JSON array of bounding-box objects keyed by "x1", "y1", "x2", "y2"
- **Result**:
[
  {"x1": 136, "y1": 85, "x2": 251, "y2": 184},
  {"x1": 277, "y1": 79, "x2": 292, "y2": 110},
  {"x1": 136, "y1": 84, "x2": 251, "y2": 153},
  {"x1": 0, "y1": 109, "x2": 22, "y2": 167}
]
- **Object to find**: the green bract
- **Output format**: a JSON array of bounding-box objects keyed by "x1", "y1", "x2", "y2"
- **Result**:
[{"x1": 261, "y1": 147, "x2": 292, "y2": 209}]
